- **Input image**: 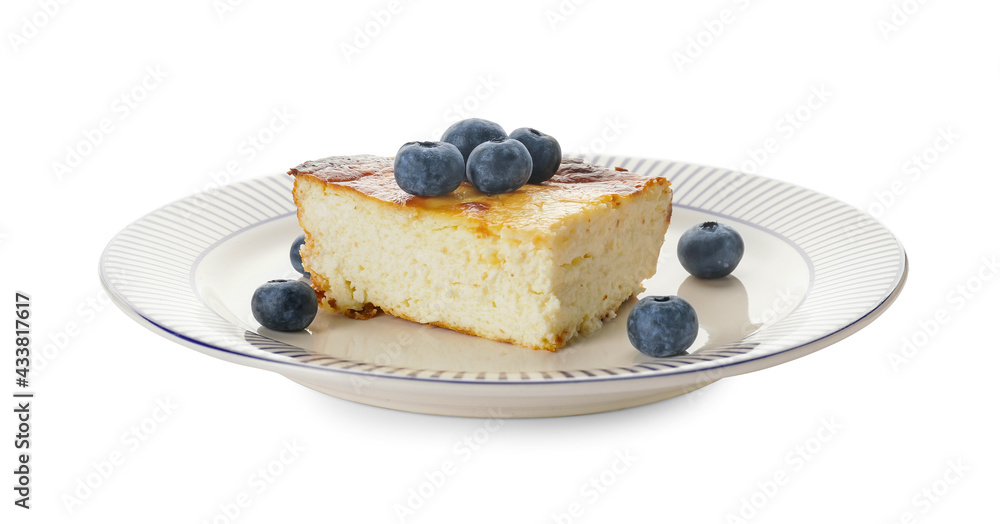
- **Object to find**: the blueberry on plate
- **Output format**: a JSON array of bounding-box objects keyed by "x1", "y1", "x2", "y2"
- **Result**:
[
  {"x1": 393, "y1": 141, "x2": 465, "y2": 197},
  {"x1": 440, "y1": 118, "x2": 508, "y2": 163},
  {"x1": 251, "y1": 279, "x2": 318, "y2": 332},
  {"x1": 626, "y1": 295, "x2": 699, "y2": 357},
  {"x1": 290, "y1": 234, "x2": 309, "y2": 276},
  {"x1": 677, "y1": 221, "x2": 745, "y2": 279},
  {"x1": 466, "y1": 138, "x2": 533, "y2": 195},
  {"x1": 510, "y1": 127, "x2": 562, "y2": 184}
]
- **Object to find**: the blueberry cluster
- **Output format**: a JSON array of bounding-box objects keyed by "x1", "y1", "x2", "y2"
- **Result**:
[
  {"x1": 394, "y1": 118, "x2": 562, "y2": 196},
  {"x1": 627, "y1": 222, "x2": 745, "y2": 357},
  {"x1": 249, "y1": 234, "x2": 318, "y2": 332}
]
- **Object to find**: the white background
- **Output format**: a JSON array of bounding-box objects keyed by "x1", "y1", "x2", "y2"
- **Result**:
[{"x1": 3, "y1": 0, "x2": 998, "y2": 522}]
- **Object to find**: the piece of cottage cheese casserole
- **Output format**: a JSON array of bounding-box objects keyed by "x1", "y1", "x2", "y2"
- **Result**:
[{"x1": 289, "y1": 155, "x2": 672, "y2": 351}]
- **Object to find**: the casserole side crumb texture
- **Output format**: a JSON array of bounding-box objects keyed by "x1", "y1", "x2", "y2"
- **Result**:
[{"x1": 290, "y1": 155, "x2": 672, "y2": 351}]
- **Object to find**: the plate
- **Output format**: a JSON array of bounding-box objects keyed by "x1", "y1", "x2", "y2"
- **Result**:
[{"x1": 99, "y1": 156, "x2": 907, "y2": 417}]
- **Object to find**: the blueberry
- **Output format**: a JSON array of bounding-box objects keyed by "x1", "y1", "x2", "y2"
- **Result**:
[
  {"x1": 466, "y1": 138, "x2": 533, "y2": 195},
  {"x1": 440, "y1": 118, "x2": 508, "y2": 163},
  {"x1": 251, "y1": 279, "x2": 318, "y2": 332},
  {"x1": 510, "y1": 127, "x2": 562, "y2": 184},
  {"x1": 626, "y1": 295, "x2": 699, "y2": 357},
  {"x1": 677, "y1": 221, "x2": 745, "y2": 279},
  {"x1": 393, "y1": 141, "x2": 465, "y2": 196},
  {"x1": 290, "y1": 234, "x2": 309, "y2": 276}
]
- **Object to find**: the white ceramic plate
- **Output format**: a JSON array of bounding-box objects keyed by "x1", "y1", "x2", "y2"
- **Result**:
[{"x1": 100, "y1": 156, "x2": 907, "y2": 417}]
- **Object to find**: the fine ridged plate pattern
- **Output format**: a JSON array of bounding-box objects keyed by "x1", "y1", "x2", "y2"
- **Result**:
[{"x1": 100, "y1": 156, "x2": 907, "y2": 417}]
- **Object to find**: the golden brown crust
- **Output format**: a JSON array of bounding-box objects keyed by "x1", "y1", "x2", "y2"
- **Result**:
[
  {"x1": 288, "y1": 155, "x2": 670, "y2": 231},
  {"x1": 343, "y1": 303, "x2": 379, "y2": 320},
  {"x1": 288, "y1": 155, "x2": 661, "y2": 195}
]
